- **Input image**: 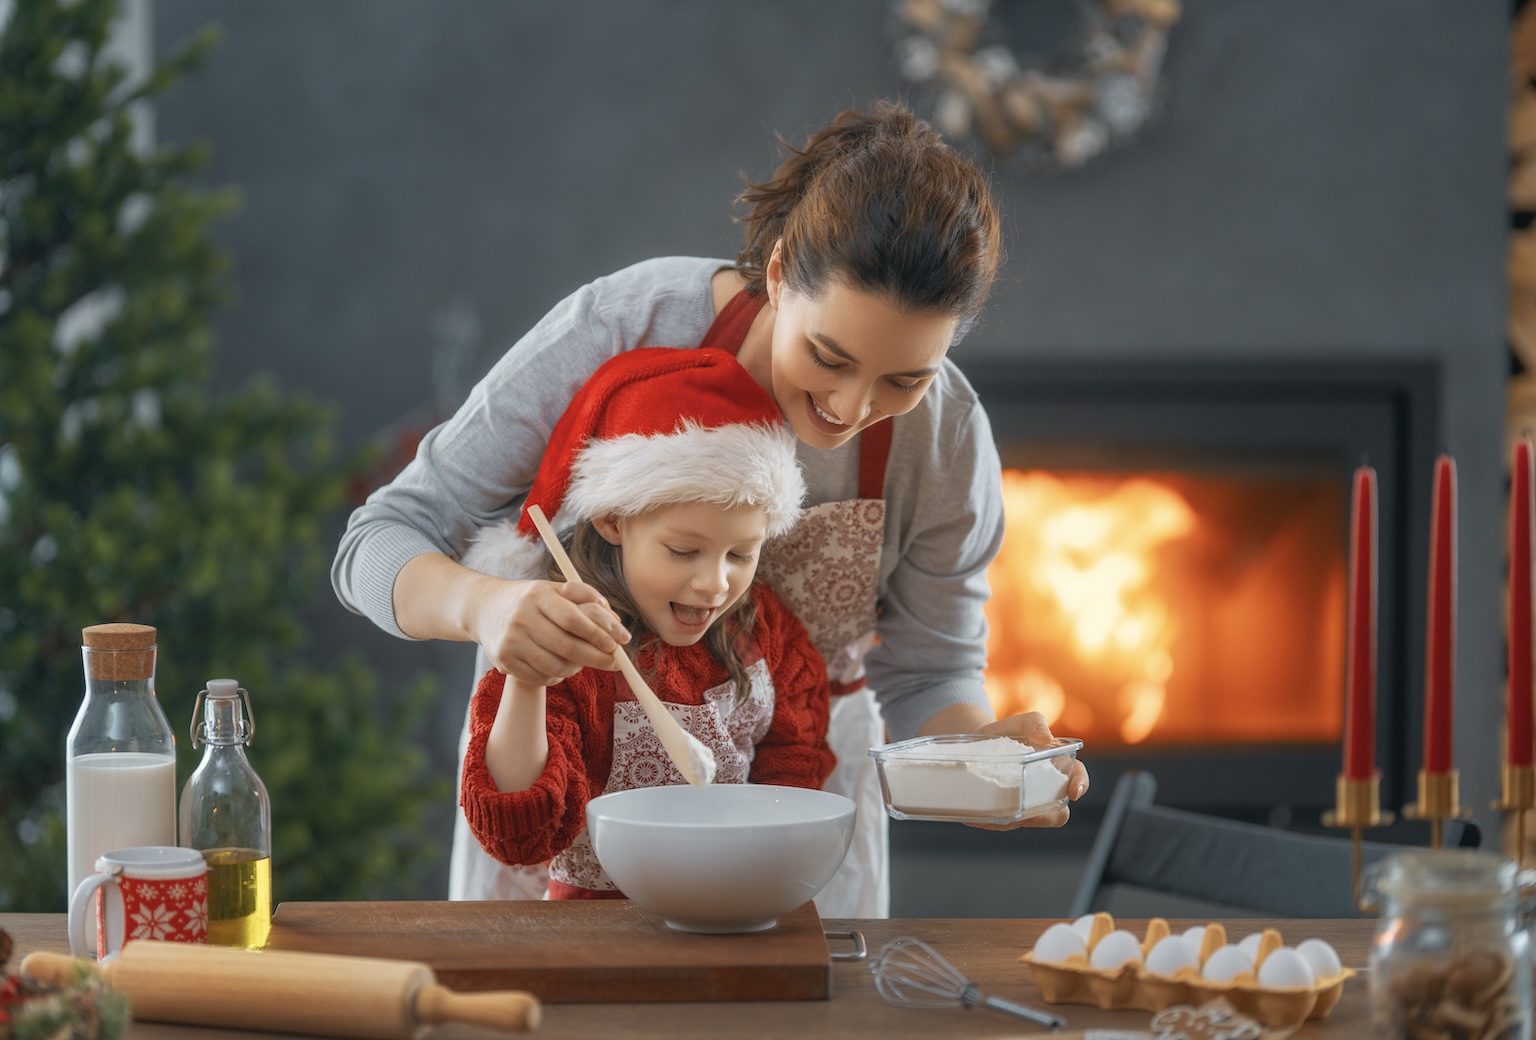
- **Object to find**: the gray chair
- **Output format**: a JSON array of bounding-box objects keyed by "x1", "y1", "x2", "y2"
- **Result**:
[{"x1": 1069, "y1": 769, "x2": 1482, "y2": 919}]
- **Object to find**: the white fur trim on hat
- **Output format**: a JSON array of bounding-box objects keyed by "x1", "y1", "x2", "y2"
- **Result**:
[
  {"x1": 460, "y1": 521, "x2": 549, "y2": 582},
  {"x1": 565, "y1": 420, "x2": 804, "y2": 538},
  {"x1": 459, "y1": 419, "x2": 805, "y2": 582}
]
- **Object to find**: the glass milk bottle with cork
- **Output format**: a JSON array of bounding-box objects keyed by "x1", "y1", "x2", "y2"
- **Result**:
[
  {"x1": 180, "y1": 678, "x2": 272, "y2": 947},
  {"x1": 66, "y1": 623, "x2": 178, "y2": 894}
]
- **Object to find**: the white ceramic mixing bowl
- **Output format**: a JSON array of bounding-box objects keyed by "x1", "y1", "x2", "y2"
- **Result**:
[{"x1": 585, "y1": 784, "x2": 857, "y2": 933}]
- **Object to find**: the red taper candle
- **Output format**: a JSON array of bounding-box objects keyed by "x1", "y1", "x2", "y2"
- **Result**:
[
  {"x1": 1510, "y1": 439, "x2": 1535, "y2": 769},
  {"x1": 1343, "y1": 465, "x2": 1378, "y2": 780},
  {"x1": 1424, "y1": 453, "x2": 1457, "y2": 774}
]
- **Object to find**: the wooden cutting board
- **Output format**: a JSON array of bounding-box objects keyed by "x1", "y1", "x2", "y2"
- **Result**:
[{"x1": 266, "y1": 899, "x2": 832, "y2": 1003}]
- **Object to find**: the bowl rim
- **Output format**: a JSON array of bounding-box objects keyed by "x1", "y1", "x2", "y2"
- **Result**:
[{"x1": 585, "y1": 783, "x2": 856, "y2": 830}]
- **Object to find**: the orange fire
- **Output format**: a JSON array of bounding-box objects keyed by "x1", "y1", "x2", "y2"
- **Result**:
[
  {"x1": 985, "y1": 471, "x2": 1195, "y2": 744},
  {"x1": 984, "y1": 468, "x2": 1347, "y2": 749}
]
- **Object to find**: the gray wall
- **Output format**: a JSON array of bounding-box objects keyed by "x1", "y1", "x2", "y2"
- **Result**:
[{"x1": 152, "y1": 0, "x2": 1510, "y2": 901}]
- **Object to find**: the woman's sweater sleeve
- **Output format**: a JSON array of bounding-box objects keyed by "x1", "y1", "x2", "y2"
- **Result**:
[
  {"x1": 864, "y1": 372, "x2": 1004, "y2": 740},
  {"x1": 459, "y1": 668, "x2": 596, "y2": 866},
  {"x1": 747, "y1": 586, "x2": 837, "y2": 789},
  {"x1": 330, "y1": 257, "x2": 723, "y2": 638}
]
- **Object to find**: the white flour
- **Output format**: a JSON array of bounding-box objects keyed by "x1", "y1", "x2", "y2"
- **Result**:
[
  {"x1": 880, "y1": 737, "x2": 1070, "y2": 819},
  {"x1": 680, "y1": 733, "x2": 718, "y2": 786}
]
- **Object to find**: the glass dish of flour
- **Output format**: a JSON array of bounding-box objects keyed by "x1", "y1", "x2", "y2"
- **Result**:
[{"x1": 868, "y1": 734, "x2": 1084, "y2": 824}]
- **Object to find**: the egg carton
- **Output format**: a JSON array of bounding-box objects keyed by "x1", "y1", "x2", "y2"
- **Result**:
[{"x1": 1019, "y1": 913, "x2": 1355, "y2": 1029}]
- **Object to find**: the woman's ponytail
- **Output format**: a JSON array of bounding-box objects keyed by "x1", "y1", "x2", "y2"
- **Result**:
[
  {"x1": 734, "y1": 100, "x2": 1001, "y2": 331},
  {"x1": 735, "y1": 108, "x2": 886, "y2": 291}
]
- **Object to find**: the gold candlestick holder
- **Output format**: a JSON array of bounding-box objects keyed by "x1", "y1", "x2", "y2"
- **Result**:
[
  {"x1": 1321, "y1": 773, "x2": 1394, "y2": 913},
  {"x1": 1401, "y1": 768, "x2": 1469, "y2": 850},
  {"x1": 1494, "y1": 763, "x2": 1536, "y2": 870}
]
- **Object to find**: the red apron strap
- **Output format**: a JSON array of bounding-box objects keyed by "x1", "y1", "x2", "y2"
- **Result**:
[
  {"x1": 700, "y1": 288, "x2": 766, "y2": 356},
  {"x1": 858, "y1": 418, "x2": 893, "y2": 501},
  {"x1": 705, "y1": 288, "x2": 891, "y2": 501}
]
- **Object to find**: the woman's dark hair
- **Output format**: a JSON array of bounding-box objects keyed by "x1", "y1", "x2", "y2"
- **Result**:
[
  {"x1": 735, "y1": 99, "x2": 1002, "y2": 336},
  {"x1": 556, "y1": 520, "x2": 760, "y2": 709}
]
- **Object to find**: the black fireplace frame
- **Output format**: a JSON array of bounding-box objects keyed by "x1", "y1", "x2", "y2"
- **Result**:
[{"x1": 952, "y1": 355, "x2": 1441, "y2": 824}]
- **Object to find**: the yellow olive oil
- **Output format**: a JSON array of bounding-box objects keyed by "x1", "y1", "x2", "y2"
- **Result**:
[{"x1": 203, "y1": 846, "x2": 271, "y2": 948}]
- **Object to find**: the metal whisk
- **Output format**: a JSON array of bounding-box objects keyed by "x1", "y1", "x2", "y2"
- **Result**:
[{"x1": 870, "y1": 936, "x2": 1067, "y2": 1032}]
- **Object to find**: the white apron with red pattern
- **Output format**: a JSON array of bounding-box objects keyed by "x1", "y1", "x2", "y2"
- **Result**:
[
  {"x1": 550, "y1": 660, "x2": 775, "y2": 894},
  {"x1": 707, "y1": 288, "x2": 892, "y2": 919},
  {"x1": 753, "y1": 459, "x2": 890, "y2": 920}
]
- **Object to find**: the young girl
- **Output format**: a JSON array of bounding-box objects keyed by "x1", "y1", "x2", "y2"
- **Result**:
[{"x1": 455, "y1": 347, "x2": 835, "y2": 898}]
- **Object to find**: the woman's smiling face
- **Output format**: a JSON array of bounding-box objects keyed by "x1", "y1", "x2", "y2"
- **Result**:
[{"x1": 765, "y1": 247, "x2": 959, "y2": 451}]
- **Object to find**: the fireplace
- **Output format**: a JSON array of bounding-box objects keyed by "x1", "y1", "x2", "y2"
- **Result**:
[
  {"x1": 984, "y1": 467, "x2": 1346, "y2": 750},
  {"x1": 957, "y1": 357, "x2": 1440, "y2": 823}
]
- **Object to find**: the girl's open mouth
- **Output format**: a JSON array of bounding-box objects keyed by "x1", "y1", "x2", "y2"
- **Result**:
[{"x1": 671, "y1": 603, "x2": 714, "y2": 629}]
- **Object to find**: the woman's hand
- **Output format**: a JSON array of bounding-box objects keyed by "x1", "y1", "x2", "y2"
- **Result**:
[
  {"x1": 917, "y1": 703, "x2": 1089, "y2": 831},
  {"x1": 392, "y1": 551, "x2": 629, "y2": 686},
  {"x1": 472, "y1": 577, "x2": 631, "y2": 688},
  {"x1": 969, "y1": 712, "x2": 1089, "y2": 830}
]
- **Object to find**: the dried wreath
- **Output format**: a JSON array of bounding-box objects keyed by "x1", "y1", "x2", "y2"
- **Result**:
[{"x1": 894, "y1": 0, "x2": 1181, "y2": 168}]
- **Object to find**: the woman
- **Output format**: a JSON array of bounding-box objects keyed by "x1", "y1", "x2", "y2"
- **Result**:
[{"x1": 332, "y1": 100, "x2": 1090, "y2": 916}]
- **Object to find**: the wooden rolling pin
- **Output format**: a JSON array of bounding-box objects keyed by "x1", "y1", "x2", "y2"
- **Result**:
[{"x1": 22, "y1": 940, "x2": 541, "y2": 1038}]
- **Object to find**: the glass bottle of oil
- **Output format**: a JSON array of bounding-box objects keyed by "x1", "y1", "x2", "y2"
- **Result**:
[{"x1": 179, "y1": 679, "x2": 271, "y2": 948}]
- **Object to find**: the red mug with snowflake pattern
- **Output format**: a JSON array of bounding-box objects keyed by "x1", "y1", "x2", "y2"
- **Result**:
[{"x1": 67, "y1": 846, "x2": 207, "y2": 960}]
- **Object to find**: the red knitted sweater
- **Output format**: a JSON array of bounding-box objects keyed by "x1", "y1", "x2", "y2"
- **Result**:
[{"x1": 460, "y1": 581, "x2": 836, "y2": 878}]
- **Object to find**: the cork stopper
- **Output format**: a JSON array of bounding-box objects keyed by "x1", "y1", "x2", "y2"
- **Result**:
[{"x1": 82, "y1": 623, "x2": 157, "y2": 681}]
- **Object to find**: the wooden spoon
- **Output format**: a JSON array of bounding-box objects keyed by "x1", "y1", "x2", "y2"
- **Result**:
[{"x1": 526, "y1": 504, "x2": 717, "y2": 786}]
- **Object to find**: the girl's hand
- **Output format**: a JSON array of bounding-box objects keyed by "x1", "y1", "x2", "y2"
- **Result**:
[{"x1": 472, "y1": 576, "x2": 630, "y2": 687}]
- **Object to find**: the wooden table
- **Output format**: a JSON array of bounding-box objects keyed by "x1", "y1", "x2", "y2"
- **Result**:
[{"x1": 1, "y1": 913, "x2": 1374, "y2": 1038}]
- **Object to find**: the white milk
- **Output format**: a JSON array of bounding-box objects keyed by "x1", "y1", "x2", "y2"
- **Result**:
[{"x1": 66, "y1": 751, "x2": 177, "y2": 893}]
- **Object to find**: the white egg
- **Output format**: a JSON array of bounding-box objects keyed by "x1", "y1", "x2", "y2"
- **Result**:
[
  {"x1": 1295, "y1": 937, "x2": 1343, "y2": 979},
  {"x1": 1236, "y1": 931, "x2": 1264, "y2": 960},
  {"x1": 1089, "y1": 929, "x2": 1144, "y2": 971},
  {"x1": 1181, "y1": 924, "x2": 1207, "y2": 953},
  {"x1": 1257, "y1": 946, "x2": 1316, "y2": 989},
  {"x1": 1071, "y1": 913, "x2": 1096, "y2": 943},
  {"x1": 1144, "y1": 935, "x2": 1199, "y2": 977},
  {"x1": 1201, "y1": 944, "x2": 1255, "y2": 983},
  {"x1": 1031, "y1": 922, "x2": 1088, "y2": 965}
]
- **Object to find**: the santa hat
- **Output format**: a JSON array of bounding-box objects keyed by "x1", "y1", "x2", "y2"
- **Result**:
[{"x1": 460, "y1": 347, "x2": 805, "y2": 581}]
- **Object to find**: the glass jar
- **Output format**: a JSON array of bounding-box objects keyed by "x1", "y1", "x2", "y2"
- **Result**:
[
  {"x1": 66, "y1": 623, "x2": 177, "y2": 894},
  {"x1": 180, "y1": 679, "x2": 272, "y2": 948},
  {"x1": 1368, "y1": 849, "x2": 1532, "y2": 1040}
]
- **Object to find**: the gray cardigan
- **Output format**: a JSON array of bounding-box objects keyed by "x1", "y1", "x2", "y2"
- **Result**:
[{"x1": 331, "y1": 256, "x2": 1004, "y2": 741}]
